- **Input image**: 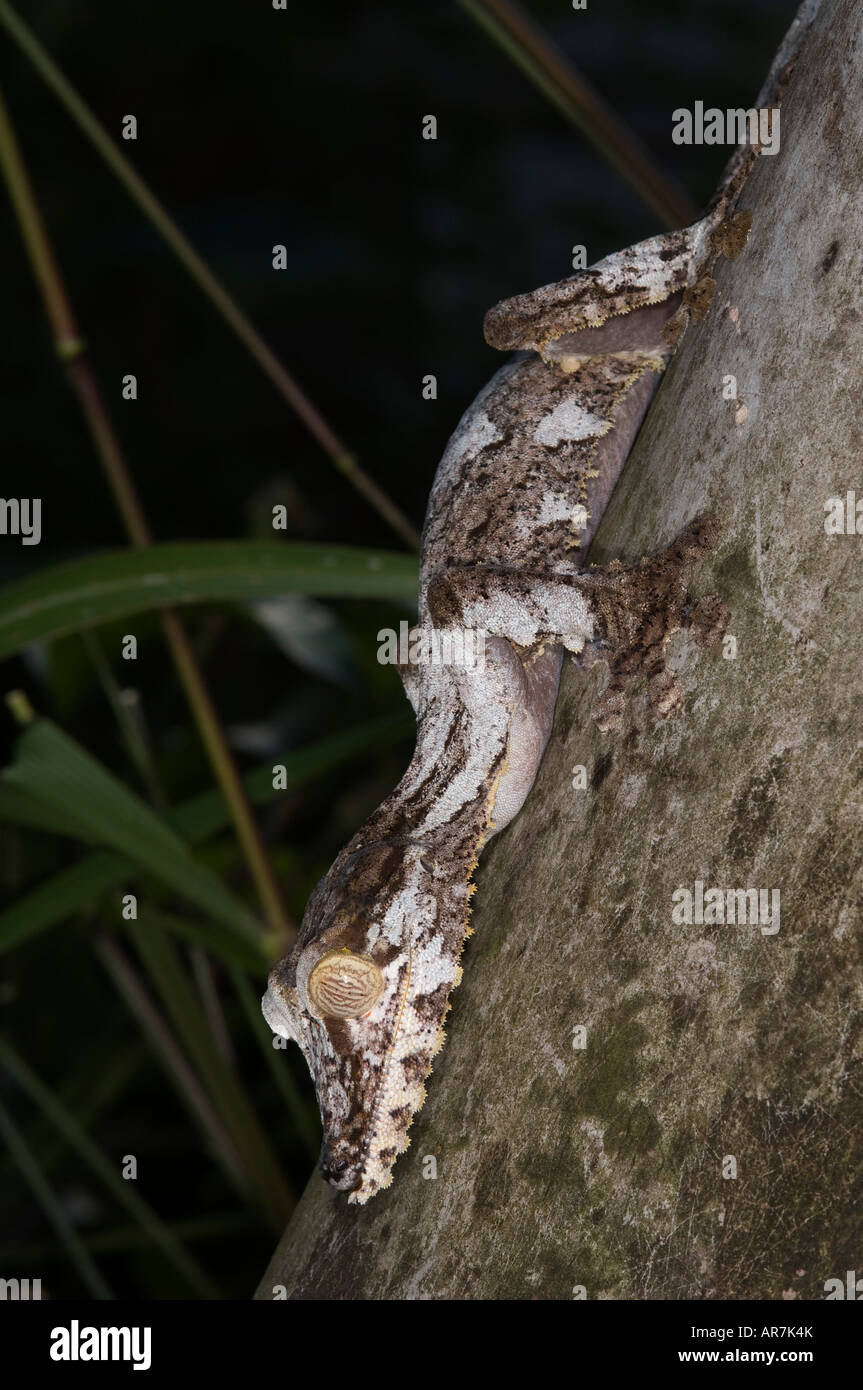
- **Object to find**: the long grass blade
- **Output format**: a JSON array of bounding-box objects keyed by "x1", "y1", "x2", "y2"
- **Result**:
[
  {"x1": 2, "y1": 719, "x2": 260, "y2": 940},
  {"x1": 0, "y1": 714, "x2": 413, "y2": 956},
  {"x1": 0, "y1": 541, "x2": 418, "y2": 660}
]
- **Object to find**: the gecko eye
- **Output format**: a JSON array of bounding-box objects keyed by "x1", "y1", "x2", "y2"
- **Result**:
[{"x1": 306, "y1": 950, "x2": 384, "y2": 1020}]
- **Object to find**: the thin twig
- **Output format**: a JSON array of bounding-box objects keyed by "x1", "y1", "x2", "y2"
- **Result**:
[
  {"x1": 161, "y1": 611, "x2": 294, "y2": 945},
  {"x1": 0, "y1": 0, "x2": 419, "y2": 548},
  {"x1": 457, "y1": 0, "x2": 699, "y2": 230},
  {"x1": 0, "y1": 82, "x2": 294, "y2": 948}
]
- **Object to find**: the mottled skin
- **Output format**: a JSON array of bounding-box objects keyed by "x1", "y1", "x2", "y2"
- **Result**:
[
  {"x1": 262, "y1": 33, "x2": 803, "y2": 1199},
  {"x1": 262, "y1": 228, "x2": 725, "y2": 1201}
]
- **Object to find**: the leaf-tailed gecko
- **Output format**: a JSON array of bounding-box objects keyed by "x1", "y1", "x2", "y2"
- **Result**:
[{"x1": 262, "y1": 11, "x2": 812, "y2": 1203}]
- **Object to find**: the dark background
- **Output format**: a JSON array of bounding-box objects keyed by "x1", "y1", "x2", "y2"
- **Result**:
[{"x1": 0, "y1": 0, "x2": 798, "y2": 1299}]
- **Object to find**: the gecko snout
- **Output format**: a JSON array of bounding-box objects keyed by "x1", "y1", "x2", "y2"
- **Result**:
[{"x1": 319, "y1": 1149, "x2": 361, "y2": 1191}]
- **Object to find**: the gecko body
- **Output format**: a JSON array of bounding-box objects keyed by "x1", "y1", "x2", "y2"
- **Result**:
[
  {"x1": 262, "y1": 205, "x2": 736, "y2": 1201},
  {"x1": 262, "y1": 8, "x2": 810, "y2": 1198}
]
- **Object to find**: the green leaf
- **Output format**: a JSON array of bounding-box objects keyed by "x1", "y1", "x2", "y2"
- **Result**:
[
  {"x1": 2, "y1": 720, "x2": 259, "y2": 940},
  {"x1": 0, "y1": 541, "x2": 418, "y2": 658},
  {"x1": 0, "y1": 714, "x2": 412, "y2": 956},
  {"x1": 127, "y1": 910, "x2": 267, "y2": 974},
  {"x1": 0, "y1": 782, "x2": 82, "y2": 837},
  {"x1": 0, "y1": 851, "x2": 124, "y2": 954}
]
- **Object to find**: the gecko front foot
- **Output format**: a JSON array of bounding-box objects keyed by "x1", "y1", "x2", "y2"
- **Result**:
[
  {"x1": 427, "y1": 514, "x2": 727, "y2": 734},
  {"x1": 584, "y1": 515, "x2": 728, "y2": 731}
]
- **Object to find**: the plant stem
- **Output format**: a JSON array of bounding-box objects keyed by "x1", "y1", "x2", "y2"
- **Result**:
[
  {"x1": 456, "y1": 0, "x2": 699, "y2": 230},
  {"x1": 0, "y1": 82, "x2": 293, "y2": 948},
  {"x1": 82, "y1": 633, "x2": 238, "y2": 1062},
  {"x1": 163, "y1": 611, "x2": 294, "y2": 943},
  {"x1": 0, "y1": 1, "x2": 419, "y2": 548}
]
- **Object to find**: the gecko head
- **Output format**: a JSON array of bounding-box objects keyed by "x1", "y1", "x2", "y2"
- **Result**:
[{"x1": 262, "y1": 841, "x2": 463, "y2": 1202}]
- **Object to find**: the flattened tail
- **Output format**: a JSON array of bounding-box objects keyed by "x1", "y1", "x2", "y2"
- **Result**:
[
  {"x1": 483, "y1": 225, "x2": 703, "y2": 357},
  {"x1": 485, "y1": 1, "x2": 822, "y2": 362}
]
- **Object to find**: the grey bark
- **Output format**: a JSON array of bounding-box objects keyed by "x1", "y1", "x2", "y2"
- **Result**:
[{"x1": 257, "y1": 0, "x2": 862, "y2": 1300}]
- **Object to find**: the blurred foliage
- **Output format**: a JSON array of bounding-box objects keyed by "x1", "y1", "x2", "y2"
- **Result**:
[{"x1": 0, "y1": 0, "x2": 797, "y2": 1298}]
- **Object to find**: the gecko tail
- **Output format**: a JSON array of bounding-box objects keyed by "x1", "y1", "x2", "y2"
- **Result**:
[
  {"x1": 484, "y1": 3, "x2": 821, "y2": 363},
  {"x1": 483, "y1": 221, "x2": 711, "y2": 360}
]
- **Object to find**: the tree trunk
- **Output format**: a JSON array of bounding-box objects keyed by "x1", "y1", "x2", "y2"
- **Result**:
[{"x1": 257, "y1": 0, "x2": 863, "y2": 1300}]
